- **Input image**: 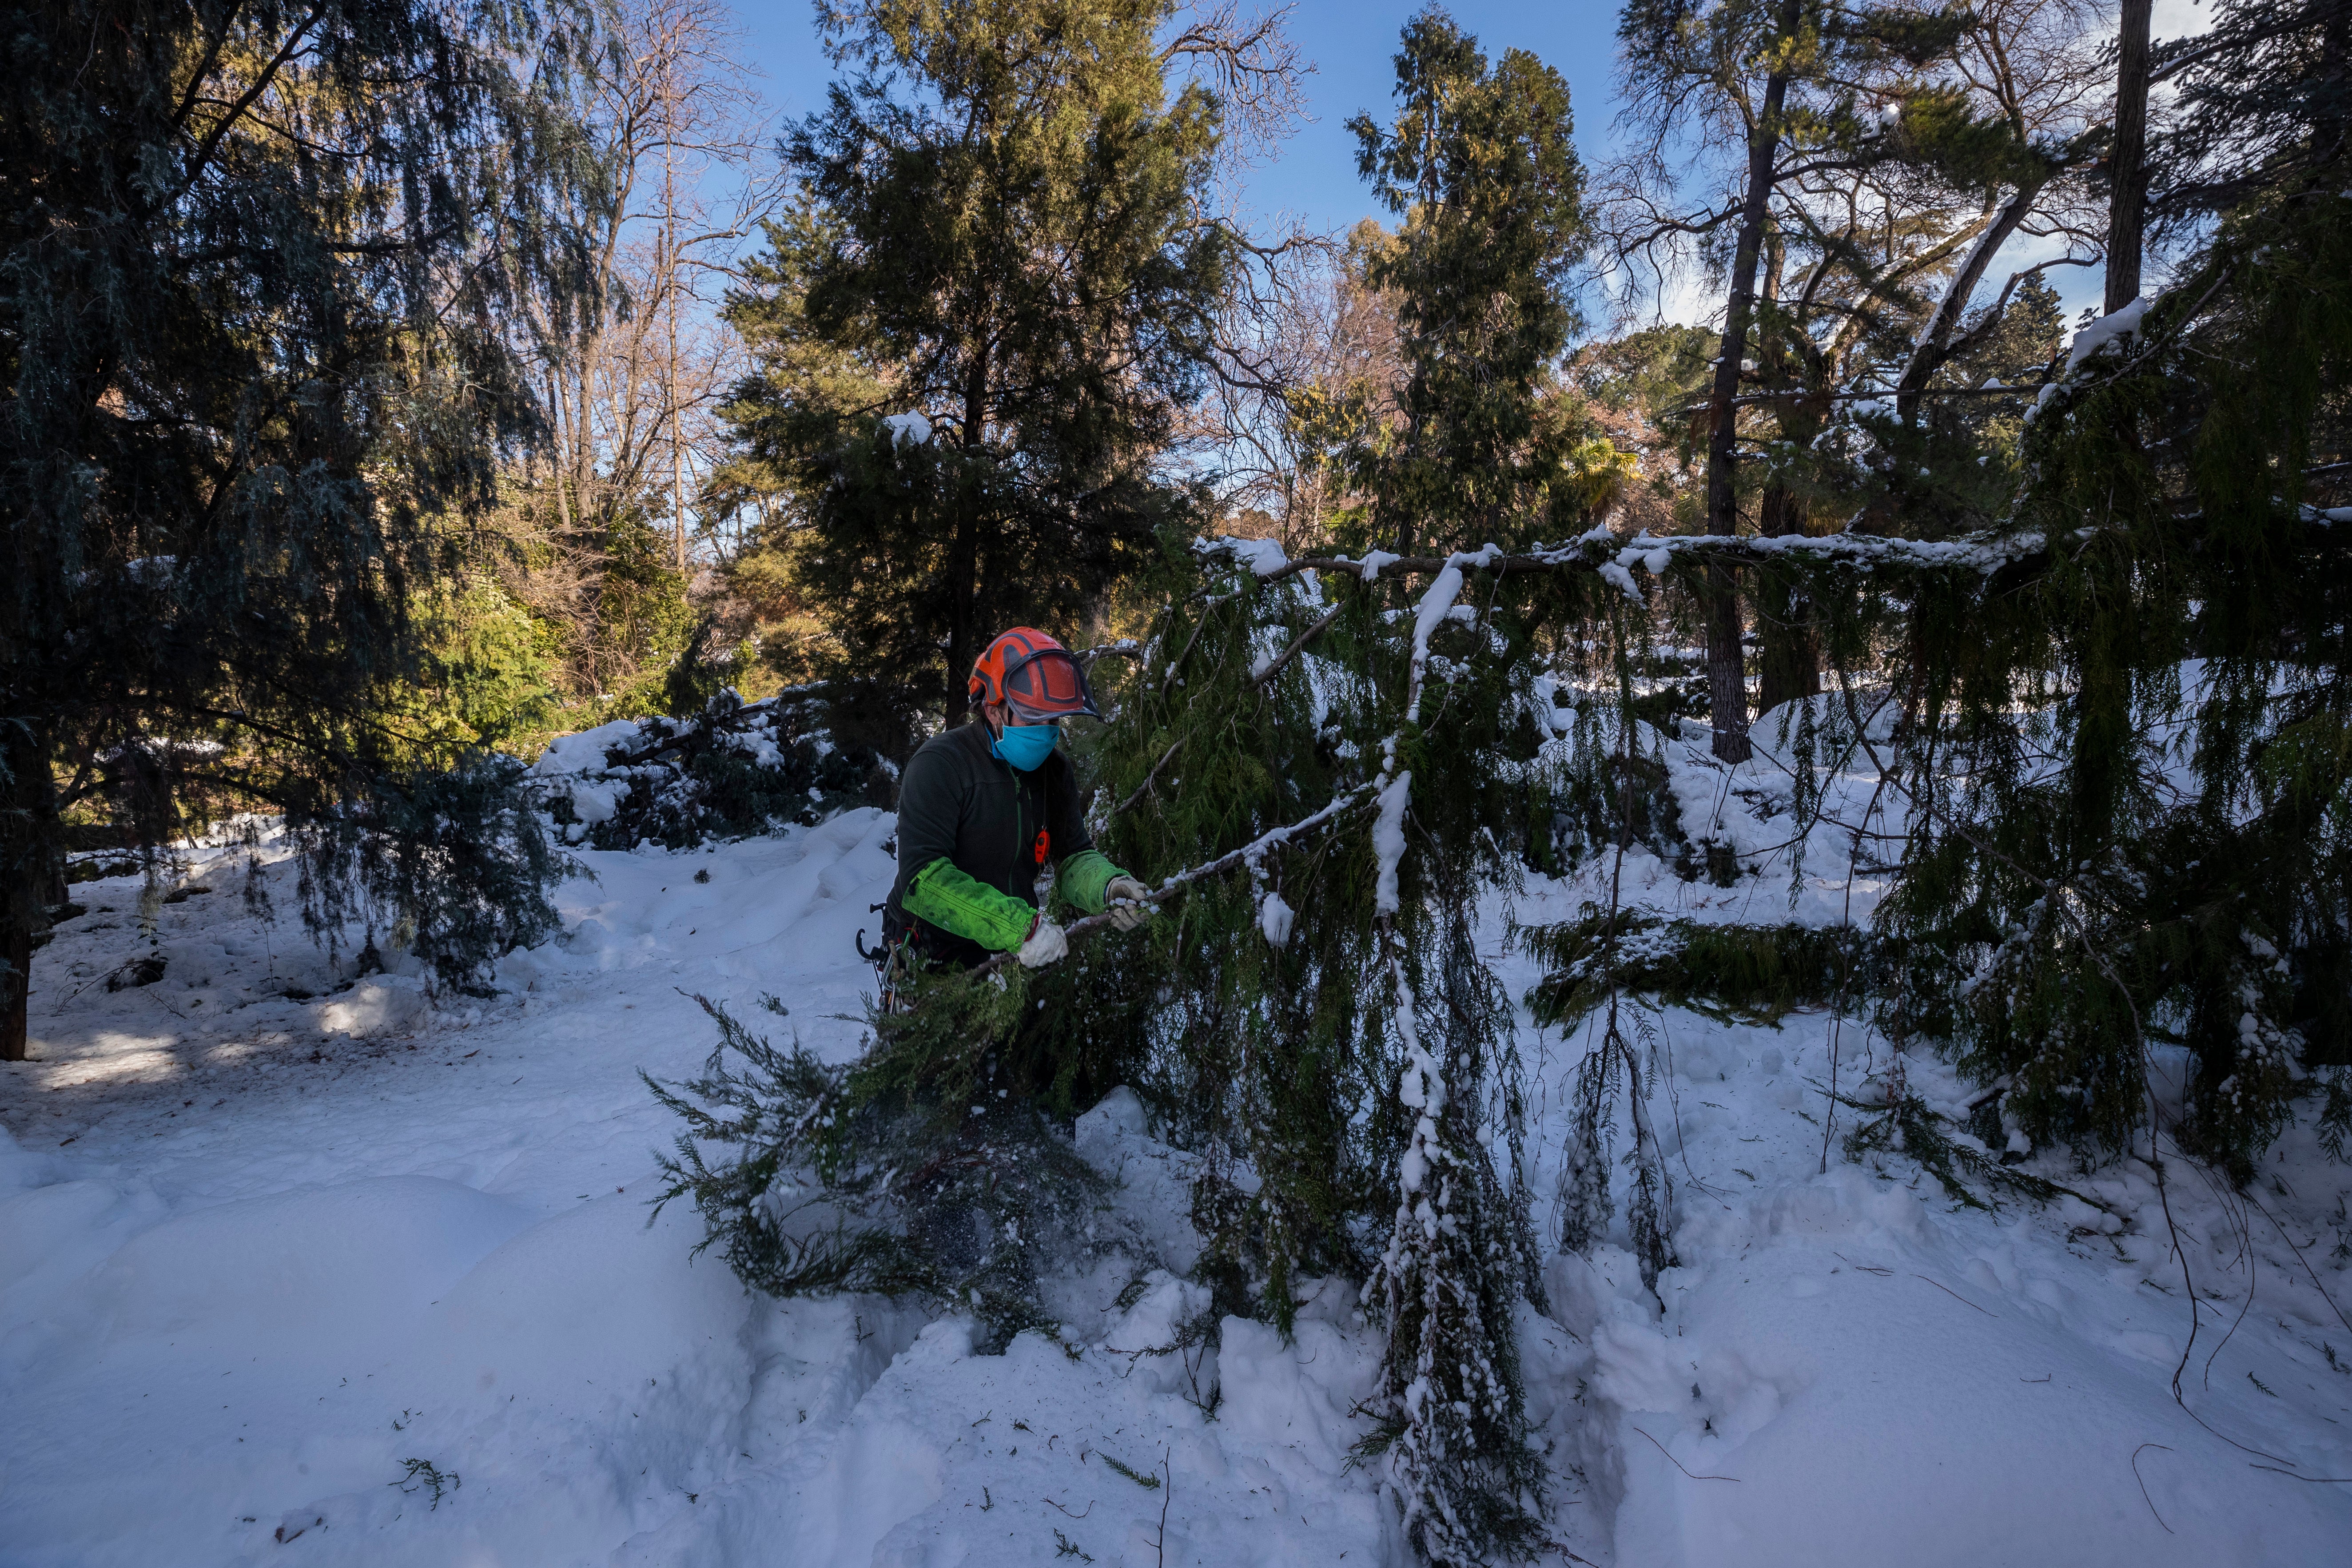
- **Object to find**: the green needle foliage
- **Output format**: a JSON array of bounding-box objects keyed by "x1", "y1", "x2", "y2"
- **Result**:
[
  {"x1": 654, "y1": 10, "x2": 2352, "y2": 1566},
  {"x1": 647, "y1": 976, "x2": 1132, "y2": 1351},
  {"x1": 1, "y1": 0, "x2": 606, "y2": 1049},
  {"x1": 1886, "y1": 192, "x2": 2352, "y2": 1176},
  {"x1": 1524, "y1": 911, "x2": 1875, "y2": 1029},
  {"x1": 719, "y1": 0, "x2": 1236, "y2": 725},
  {"x1": 1346, "y1": 8, "x2": 1585, "y2": 559}
]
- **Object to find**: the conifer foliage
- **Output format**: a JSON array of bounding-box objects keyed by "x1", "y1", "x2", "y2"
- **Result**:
[
  {"x1": 720, "y1": 0, "x2": 1240, "y2": 722},
  {"x1": 0, "y1": 0, "x2": 605, "y2": 1054},
  {"x1": 652, "y1": 5, "x2": 2352, "y2": 1565},
  {"x1": 1345, "y1": 12, "x2": 1584, "y2": 558}
]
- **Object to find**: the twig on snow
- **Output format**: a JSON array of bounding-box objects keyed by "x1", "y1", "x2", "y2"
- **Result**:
[
  {"x1": 2241, "y1": 1187, "x2": 2352, "y2": 1338},
  {"x1": 2131, "y1": 1444, "x2": 2175, "y2": 1533},
  {"x1": 1629, "y1": 1425, "x2": 1740, "y2": 1482},
  {"x1": 2249, "y1": 1465, "x2": 2352, "y2": 1482},
  {"x1": 1911, "y1": 1274, "x2": 1998, "y2": 1317},
  {"x1": 1155, "y1": 1451, "x2": 1172, "y2": 1568}
]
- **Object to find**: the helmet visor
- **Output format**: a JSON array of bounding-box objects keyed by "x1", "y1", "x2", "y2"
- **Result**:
[{"x1": 999, "y1": 646, "x2": 1102, "y2": 722}]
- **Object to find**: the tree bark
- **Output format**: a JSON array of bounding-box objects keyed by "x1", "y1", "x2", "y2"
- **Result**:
[
  {"x1": 2105, "y1": 0, "x2": 2153, "y2": 315},
  {"x1": 1754, "y1": 478, "x2": 1821, "y2": 717},
  {"x1": 1700, "y1": 6, "x2": 1799, "y2": 764},
  {"x1": 946, "y1": 336, "x2": 993, "y2": 719},
  {"x1": 2327, "y1": 9, "x2": 2352, "y2": 162},
  {"x1": 1896, "y1": 177, "x2": 2047, "y2": 424},
  {"x1": 2, "y1": 720, "x2": 59, "y2": 1063},
  {"x1": 1, "y1": 920, "x2": 28, "y2": 1064}
]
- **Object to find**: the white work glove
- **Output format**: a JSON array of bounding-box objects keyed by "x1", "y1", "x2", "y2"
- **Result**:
[
  {"x1": 1103, "y1": 876, "x2": 1154, "y2": 931},
  {"x1": 1017, "y1": 915, "x2": 1068, "y2": 968}
]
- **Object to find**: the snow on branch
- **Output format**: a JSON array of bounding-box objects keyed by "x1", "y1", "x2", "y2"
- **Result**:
[{"x1": 1197, "y1": 526, "x2": 2051, "y2": 597}]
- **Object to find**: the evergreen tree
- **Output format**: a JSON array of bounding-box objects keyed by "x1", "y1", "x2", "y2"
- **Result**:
[
  {"x1": 1345, "y1": 7, "x2": 1585, "y2": 560},
  {"x1": 0, "y1": 0, "x2": 598, "y2": 1056},
  {"x1": 649, "y1": 8, "x2": 2352, "y2": 1566},
  {"x1": 1614, "y1": 0, "x2": 1976, "y2": 760},
  {"x1": 719, "y1": 0, "x2": 1238, "y2": 723},
  {"x1": 1901, "y1": 0, "x2": 2352, "y2": 1174},
  {"x1": 2149, "y1": 0, "x2": 2352, "y2": 224}
]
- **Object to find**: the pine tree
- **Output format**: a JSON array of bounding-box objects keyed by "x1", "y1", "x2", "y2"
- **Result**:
[
  {"x1": 1344, "y1": 8, "x2": 1585, "y2": 560},
  {"x1": 2149, "y1": 0, "x2": 2352, "y2": 224},
  {"x1": 1901, "y1": 0, "x2": 2352, "y2": 1173},
  {"x1": 650, "y1": 9, "x2": 2352, "y2": 1565},
  {"x1": 0, "y1": 0, "x2": 599, "y2": 1055},
  {"x1": 718, "y1": 0, "x2": 1239, "y2": 723},
  {"x1": 1614, "y1": 0, "x2": 1979, "y2": 760}
]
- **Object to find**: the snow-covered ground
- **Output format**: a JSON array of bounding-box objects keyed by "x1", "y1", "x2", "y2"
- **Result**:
[{"x1": 6, "y1": 792, "x2": 2352, "y2": 1565}]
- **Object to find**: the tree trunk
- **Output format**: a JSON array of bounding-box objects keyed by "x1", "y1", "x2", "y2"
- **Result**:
[
  {"x1": 1701, "y1": 0, "x2": 1800, "y2": 764},
  {"x1": 1896, "y1": 175, "x2": 2047, "y2": 424},
  {"x1": 2, "y1": 720, "x2": 59, "y2": 1063},
  {"x1": 1754, "y1": 478, "x2": 1820, "y2": 717},
  {"x1": 2105, "y1": 0, "x2": 2153, "y2": 315},
  {"x1": 1, "y1": 923, "x2": 28, "y2": 1064},
  {"x1": 946, "y1": 338, "x2": 993, "y2": 720},
  {"x1": 2328, "y1": 10, "x2": 2352, "y2": 161}
]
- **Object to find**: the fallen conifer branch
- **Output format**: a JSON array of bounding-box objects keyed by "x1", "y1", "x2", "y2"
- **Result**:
[
  {"x1": 1202, "y1": 525, "x2": 2056, "y2": 596},
  {"x1": 971, "y1": 784, "x2": 1378, "y2": 979}
]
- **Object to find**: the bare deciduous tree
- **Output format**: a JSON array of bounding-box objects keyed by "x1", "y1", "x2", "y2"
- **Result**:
[{"x1": 506, "y1": 0, "x2": 781, "y2": 698}]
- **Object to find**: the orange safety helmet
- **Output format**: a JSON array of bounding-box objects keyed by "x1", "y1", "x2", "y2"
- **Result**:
[{"x1": 969, "y1": 628, "x2": 1102, "y2": 721}]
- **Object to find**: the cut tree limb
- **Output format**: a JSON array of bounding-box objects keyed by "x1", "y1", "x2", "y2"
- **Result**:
[{"x1": 972, "y1": 785, "x2": 1377, "y2": 979}]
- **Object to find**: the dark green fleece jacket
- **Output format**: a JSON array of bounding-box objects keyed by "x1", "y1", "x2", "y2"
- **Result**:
[{"x1": 884, "y1": 720, "x2": 1126, "y2": 965}]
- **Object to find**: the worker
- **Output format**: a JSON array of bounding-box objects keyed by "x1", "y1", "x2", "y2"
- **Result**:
[{"x1": 881, "y1": 628, "x2": 1152, "y2": 988}]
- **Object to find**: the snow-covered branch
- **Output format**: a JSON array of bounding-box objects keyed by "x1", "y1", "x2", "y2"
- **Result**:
[{"x1": 1200, "y1": 525, "x2": 2054, "y2": 597}]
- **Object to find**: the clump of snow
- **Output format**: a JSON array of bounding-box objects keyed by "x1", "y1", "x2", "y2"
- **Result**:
[
  {"x1": 1258, "y1": 889, "x2": 1295, "y2": 947},
  {"x1": 562, "y1": 777, "x2": 625, "y2": 826},
  {"x1": 316, "y1": 976, "x2": 430, "y2": 1038},
  {"x1": 1218, "y1": 535, "x2": 1291, "y2": 577},
  {"x1": 531, "y1": 718, "x2": 641, "y2": 777},
  {"x1": 879, "y1": 411, "x2": 932, "y2": 446},
  {"x1": 2062, "y1": 296, "x2": 2151, "y2": 375},
  {"x1": 1408, "y1": 559, "x2": 1467, "y2": 664},
  {"x1": 1598, "y1": 559, "x2": 1645, "y2": 602},
  {"x1": 1371, "y1": 768, "x2": 1413, "y2": 915}
]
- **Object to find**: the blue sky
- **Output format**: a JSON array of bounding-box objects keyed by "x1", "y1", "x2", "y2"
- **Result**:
[
  {"x1": 727, "y1": 1, "x2": 2216, "y2": 324},
  {"x1": 730, "y1": 0, "x2": 1632, "y2": 241}
]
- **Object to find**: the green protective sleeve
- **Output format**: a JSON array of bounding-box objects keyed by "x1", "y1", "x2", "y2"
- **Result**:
[
  {"x1": 1057, "y1": 848, "x2": 1129, "y2": 915},
  {"x1": 904, "y1": 857, "x2": 1037, "y2": 952}
]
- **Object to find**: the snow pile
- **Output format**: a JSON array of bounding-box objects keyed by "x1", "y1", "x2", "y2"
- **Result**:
[
  {"x1": 0, "y1": 819, "x2": 1418, "y2": 1566},
  {"x1": 4, "y1": 772, "x2": 2350, "y2": 1564},
  {"x1": 1534, "y1": 1035, "x2": 2352, "y2": 1566},
  {"x1": 529, "y1": 687, "x2": 886, "y2": 850}
]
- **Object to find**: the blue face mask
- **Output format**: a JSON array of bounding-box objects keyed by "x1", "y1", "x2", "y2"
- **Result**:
[{"x1": 990, "y1": 722, "x2": 1059, "y2": 772}]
